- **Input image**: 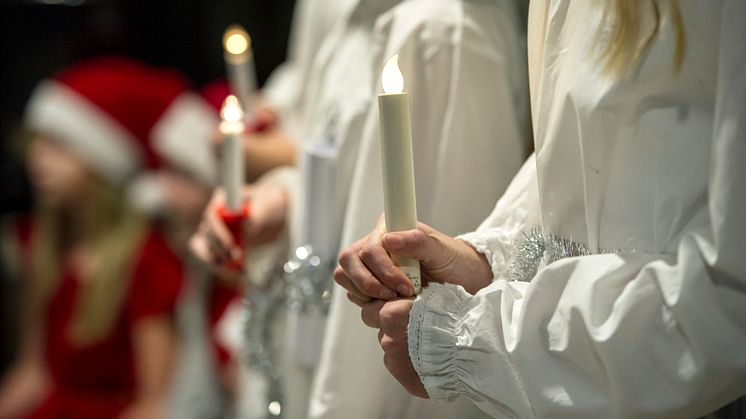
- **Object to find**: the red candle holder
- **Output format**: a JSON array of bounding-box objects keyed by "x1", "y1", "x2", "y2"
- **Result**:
[{"x1": 217, "y1": 203, "x2": 250, "y2": 270}]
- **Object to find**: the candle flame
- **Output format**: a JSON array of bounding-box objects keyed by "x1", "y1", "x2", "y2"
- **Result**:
[
  {"x1": 382, "y1": 55, "x2": 404, "y2": 94},
  {"x1": 220, "y1": 95, "x2": 245, "y2": 134},
  {"x1": 223, "y1": 25, "x2": 251, "y2": 56}
]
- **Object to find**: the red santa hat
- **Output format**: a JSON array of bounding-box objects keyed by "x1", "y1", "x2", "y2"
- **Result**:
[
  {"x1": 25, "y1": 56, "x2": 218, "y2": 187},
  {"x1": 26, "y1": 57, "x2": 165, "y2": 183}
]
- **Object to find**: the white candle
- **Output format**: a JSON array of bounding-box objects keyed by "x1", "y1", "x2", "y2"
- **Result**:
[
  {"x1": 300, "y1": 143, "x2": 341, "y2": 263},
  {"x1": 377, "y1": 55, "x2": 422, "y2": 294},
  {"x1": 223, "y1": 25, "x2": 256, "y2": 115},
  {"x1": 219, "y1": 95, "x2": 246, "y2": 212}
]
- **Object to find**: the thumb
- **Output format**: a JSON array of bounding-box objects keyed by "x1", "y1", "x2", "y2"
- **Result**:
[{"x1": 382, "y1": 225, "x2": 450, "y2": 268}]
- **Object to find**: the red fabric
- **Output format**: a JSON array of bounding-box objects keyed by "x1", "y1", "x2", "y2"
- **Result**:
[
  {"x1": 199, "y1": 79, "x2": 231, "y2": 114},
  {"x1": 22, "y1": 229, "x2": 183, "y2": 419}
]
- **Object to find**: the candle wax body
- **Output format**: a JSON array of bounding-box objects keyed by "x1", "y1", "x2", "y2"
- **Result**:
[
  {"x1": 223, "y1": 133, "x2": 245, "y2": 212},
  {"x1": 299, "y1": 142, "x2": 340, "y2": 263},
  {"x1": 225, "y1": 54, "x2": 256, "y2": 115},
  {"x1": 378, "y1": 92, "x2": 422, "y2": 294}
]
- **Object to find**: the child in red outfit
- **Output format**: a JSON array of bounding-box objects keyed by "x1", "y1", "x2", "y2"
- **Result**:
[
  {"x1": 22, "y1": 226, "x2": 182, "y2": 419},
  {"x1": 0, "y1": 57, "x2": 184, "y2": 419}
]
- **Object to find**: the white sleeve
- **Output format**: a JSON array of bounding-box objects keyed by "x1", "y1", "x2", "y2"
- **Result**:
[{"x1": 408, "y1": 2, "x2": 746, "y2": 418}]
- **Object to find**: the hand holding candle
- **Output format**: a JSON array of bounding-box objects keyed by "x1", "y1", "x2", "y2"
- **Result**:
[
  {"x1": 377, "y1": 55, "x2": 422, "y2": 294},
  {"x1": 219, "y1": 95, "x2": 250, "y2": 269}
]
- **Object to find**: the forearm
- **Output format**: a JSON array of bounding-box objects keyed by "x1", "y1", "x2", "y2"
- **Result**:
[
  {"x1": 243, "y1": 130, "x2": 297, "y2": 183},
  {"x1": 0, "y1": 360, "x2": 49, "y2": 419},
  {"x1": 410, "y1": 235, "x2": 746, "y2": 418},
  {"x1": 132, "y1": 316, "x2": 177, "y2": 405}
]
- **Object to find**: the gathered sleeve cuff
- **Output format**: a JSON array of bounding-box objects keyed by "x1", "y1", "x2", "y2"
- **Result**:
[
  {"x1": 408, "y1": 283, "x2": 469, "y2": 401},
  {"x1": 408, "y1": 282, "x2": 535, "y2": 418}
]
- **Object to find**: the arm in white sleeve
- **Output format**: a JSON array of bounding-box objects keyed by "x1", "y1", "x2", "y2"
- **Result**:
[{"x1": 408, "y1": 2, "x2": 746, "y2": 418}]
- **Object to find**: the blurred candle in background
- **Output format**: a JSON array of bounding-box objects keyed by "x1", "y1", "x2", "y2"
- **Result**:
[{"x1": 223, "y1": 25, "x2": 256, "y2": 116}]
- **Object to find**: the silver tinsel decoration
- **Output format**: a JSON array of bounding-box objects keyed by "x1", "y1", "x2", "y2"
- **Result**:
[
  {"x1": 243, "y1": 265, "x2": 286, "y2": 418},
  {"x1": 239, "y1": 244, "x2": 334, "y2": 419},
  {"x1": 283, "y1": 245, "x2": 334, "y2": 316},
  {"x1": 506, "y1": 227, "x2": 640, "y2": 282}
]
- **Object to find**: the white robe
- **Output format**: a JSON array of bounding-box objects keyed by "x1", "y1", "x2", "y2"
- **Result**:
[
  {"x1": 307, "y1": 0, "x2": 528, "y2": 418},
  {"x1": 233, "y1": 2, "x2": 358, "y2": 418},
  {"x1": 408, "y1": 1, "x2": 746, "y2": 417},
  {"x1": 263, "y1": 0, "x2": 357, "y2": 139}
]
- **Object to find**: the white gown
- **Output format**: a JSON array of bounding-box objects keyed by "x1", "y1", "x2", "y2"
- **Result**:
[
  {"x1": 407, "y1": 1, "x2": 746, "y2": 418},
  {"x1": 263, "y1": 0, "x2": 357, "y2": 138},
  {"x1": 307, "y1": 0, "x2": 528, "y2": 418},
  {"x1": 233, "y1": 2, "x2": 358, "y2": 418}
]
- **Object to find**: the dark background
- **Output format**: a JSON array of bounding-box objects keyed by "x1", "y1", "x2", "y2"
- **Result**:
[{"x1": 0, "y1": 0, "x2": 296, "y2": 375}]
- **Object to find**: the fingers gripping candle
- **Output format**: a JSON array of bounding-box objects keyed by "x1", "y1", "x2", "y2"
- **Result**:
[
  {"x1": 223, "y1": 25, "x2": 256, "y2": 115},
  {"x1": 378, "y1": 55, "x2": 422, "y2": 294}
]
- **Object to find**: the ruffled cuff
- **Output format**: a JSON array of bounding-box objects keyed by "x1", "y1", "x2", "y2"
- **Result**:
[
  {"x1": 408, "y1": 282, "x2": 535, "y2": 418},
  {"x1": 407, "y1": 282, "x2": 473, "y2": 401}
]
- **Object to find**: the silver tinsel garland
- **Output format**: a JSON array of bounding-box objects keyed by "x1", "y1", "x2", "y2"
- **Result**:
[
  {"x1": 240, "y1": 244, "x2": 334, "y2": 419},
  {"x1": 243, "y1": 264, "x2": 286, "y2": 418},
  {"x1": 283, "y1": 244, "x2": 334, "y2": 316},
  {"x1": 505, "y1": 227, "x2": 640, "y2": 282}
]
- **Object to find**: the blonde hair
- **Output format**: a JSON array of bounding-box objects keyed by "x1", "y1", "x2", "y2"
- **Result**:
[
  {"x1": 30, "y1": 174, "x2": 148, "y2": 345},
  {"x1": 598, "y1": 0, "x2": 686, "y2": 78}
]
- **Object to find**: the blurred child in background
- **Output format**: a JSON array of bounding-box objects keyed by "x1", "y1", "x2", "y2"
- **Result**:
[{"x1": 0, "y1": 57, "x2": 183, "y2": 419}]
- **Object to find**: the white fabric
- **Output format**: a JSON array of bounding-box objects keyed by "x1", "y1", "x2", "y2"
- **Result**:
[
  {"x1": 25, "y1": 81, "x2": 144, "y2": 183},
  {"x1": 409, "y1": 1, "x2": 746, "y2": 418},
  {"x1": 151, "y1": 93, "x2": 219, "y2": 185},
  {"x1": 166, "y1": 266, "x2": 227, "y2": 419},
  {"x1": 306, "y1": 0, "x2": 529, "y2": 418},
  {"x1": 262, "y1": 0, "x2": 357, "y2": 141},
  {"x1": 127, "y1": 172, "x2": 167, "y2": 215}
]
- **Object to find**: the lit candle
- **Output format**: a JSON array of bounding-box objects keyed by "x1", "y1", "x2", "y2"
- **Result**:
[
  {"x1": 377, "y1": 55, "x2": 421, "y2": 294},
  {"x1": 219, "y1": 95, "x2": 246, "y2": 212},
  {"x1": 223, "y1": 25, "x2": 256, "y2": 115}
]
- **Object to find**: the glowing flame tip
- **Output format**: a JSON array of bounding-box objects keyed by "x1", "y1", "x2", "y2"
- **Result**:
[
  {"x1": 381, "y1": 55, "x2": 404, "y2": 94},
  {"x1": 223, "y1": 25, "x2": 251, "y2": 55},
  {"x1": 220, "y1": 95, "x2": 244, "y2": 123}
]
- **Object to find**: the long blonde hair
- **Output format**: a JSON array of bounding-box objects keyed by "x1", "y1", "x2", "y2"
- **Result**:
[
  {"x1": 30, "y1": 174, "x2": 148, "y2": 345},
  {"x1": 598, "y1": 0, "x2": 686, "y2": 78}
]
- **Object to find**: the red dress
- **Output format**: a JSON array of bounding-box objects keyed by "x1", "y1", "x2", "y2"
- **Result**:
[{"x1": 22, "y1": 229, "x2": 183, "y2": 419}]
